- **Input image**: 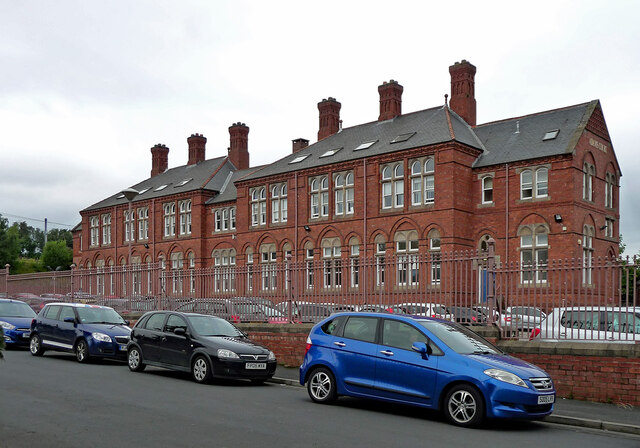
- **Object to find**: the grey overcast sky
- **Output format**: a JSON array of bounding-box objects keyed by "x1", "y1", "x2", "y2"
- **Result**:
[{"x1": 1, "y1": 1, "x2": 639, "y2": 254}]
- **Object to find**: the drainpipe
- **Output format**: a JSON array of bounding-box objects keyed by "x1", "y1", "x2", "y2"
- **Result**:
[
  {"x1": 505, "y1": 163, "x2": 509, "y2": 265},
  {"x1": 363, "y1": 159, "x2": 367, "y2": 304}
]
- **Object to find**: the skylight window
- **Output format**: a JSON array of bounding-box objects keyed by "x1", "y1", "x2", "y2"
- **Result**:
[
  {"x1": 543, "y1": 129, "x2": 560, "y2": 141},
  {"x1": 138, "y1": 187, "x2": 150, "y2": 195},
  {"x1": 155, "y1": 184, "x2": 168, "y2": 191},
  {"x1": 116, "y1": 194, "x2": 125, "y2": 199},
  {"x1": 320, "y1": 147, "x2": 342, "y2": 158},
  {"x1": 354, "y1": 140, "x2": 377, "y2": 151},
  {"x1": 391, "y1": 132, "x2": 416, "y2": 144},
  {"x1": 289, "y1": 154, "x2": 310, "y2": 164},
  {"x1": 175, "y1": 178, "x2": 192, "y2": 187}
]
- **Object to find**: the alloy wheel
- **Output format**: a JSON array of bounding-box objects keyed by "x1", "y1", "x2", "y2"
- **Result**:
[{"x1": 447, "y1": 390, "x2": 477, "y2": 424}]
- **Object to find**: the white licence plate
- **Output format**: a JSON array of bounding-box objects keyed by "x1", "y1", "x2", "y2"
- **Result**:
[
  {"x1": 538, "y1": 395, "x2": 555, "y2": 404},
  {"x1": 119, "y1": 345, "x2": 127, "y2": 351},
  {"x1": 22, "y1": 332, "x2": 31, "y2": 338},
  {"x1": 245, "y1": 362, "x2": 266, "y2": 370}
]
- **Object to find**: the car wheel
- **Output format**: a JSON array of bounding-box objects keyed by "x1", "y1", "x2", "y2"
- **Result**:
[
  {"x1": 192, "y1": 355, "x2": 212, "y2": 384},
  {"x1": 444, "y1": 384, "x2": 485, "y2": 427},
  {"x1": 29, "y1": 334, "x2": 44, "y2": 356},
  {"x1": 75, "y1": 339, "x2": 91, "y2": 363},
  {"x1": 307, "y1": 367, "x2": 337, "y2": 404},
  {"x1": 128, "y1": 347, "x2": 146, "y2": 372}
]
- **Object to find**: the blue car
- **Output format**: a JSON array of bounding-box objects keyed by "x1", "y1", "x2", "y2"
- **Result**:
[
  {"x1": 300, "y1": 312, "x2": 555, "y2": 427},
  {"x1": 29, "y1": 303, "x2": 131, "y2": 363},
  {"x1": 0, "y1": 299, "x2": 37, "y2": 347}
]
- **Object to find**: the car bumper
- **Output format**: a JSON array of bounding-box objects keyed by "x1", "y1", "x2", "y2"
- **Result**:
[
  {"x1": 212, "y1": 359, "x2": 277, "y2": 380},
  {"x1": 87, "y1": 338, "x2": 128, "y2": 360},
  {"x1": 485, "y1": 380, "x2": 555, "y2": 419},
  {"x1": 3, "y1": 329, "x2": 31, "y2": 346}
]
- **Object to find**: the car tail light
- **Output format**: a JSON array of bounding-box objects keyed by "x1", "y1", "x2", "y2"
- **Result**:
[
  {"x1": 304, "y1": 336, "x2": 312, "y2": 356},
  {"x1": 472, "y1": 316, "x2": 477, "y2": 322},
  {"x1": 504, "y1": 316, "x2": 512, "y2": 323},
  {"x1": 530, "y1": 328, "x2": 541, "y2": 340},
  {"x1": 231, "y1": 315, "x2": 240, "y2": 323}
]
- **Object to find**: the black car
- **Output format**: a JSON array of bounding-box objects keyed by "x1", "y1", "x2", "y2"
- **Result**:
[{"x1": 127, "y1": 311, "x2": 277, "y2": 384}]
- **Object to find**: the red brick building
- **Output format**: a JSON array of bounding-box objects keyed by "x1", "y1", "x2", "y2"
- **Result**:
[{"x1": 73, "y1": 61, "x2": 620, "y2": 300}]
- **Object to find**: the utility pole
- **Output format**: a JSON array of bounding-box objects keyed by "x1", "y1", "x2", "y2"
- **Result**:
[{"x1": 44, "y1": 218, "x2": 48, "y2": 246}]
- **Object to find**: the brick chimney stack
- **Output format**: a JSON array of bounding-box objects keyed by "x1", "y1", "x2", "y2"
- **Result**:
[
  {"x1": 187, "y1": 133, "x2": 207, "y2": 165},
  {"x1": 150, "y1": 143, "x2": 169, "y2": 177},
  {"x1": 449, "y1": 60, "x2": 477, "y2": 126},
  {"x1": 317, "y1": 97, "x2": 341, "y2": 141},
  {"x1": 228, "y1": 122, "x2": 250, "y2": 170},
  {"x1": 292, "y1": 138, "x2": 309, "y2": 153},
  {"x1": 378, "y1": 80, "x2": 403, "y2": 121}
]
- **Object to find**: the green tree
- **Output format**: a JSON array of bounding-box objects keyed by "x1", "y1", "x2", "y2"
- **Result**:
[
  {"x1": 0, "y1": 215, "x2": 20, "y2": 270},
  {"x1": 13, "y1": 221, "x2": 44, "y2": 258},
  {"x1": 41, "y1": 240, "x2": 72, "y2": 271},
  {"x1": 47, "y1": 228, "x2": 73, "y2": 249}
]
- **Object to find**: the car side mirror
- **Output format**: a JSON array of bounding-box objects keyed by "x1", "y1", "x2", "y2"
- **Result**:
[
  {"x1": 124, "y1": 320, "x2": 130, "y2": 326},
  {"x1": 412, "y1": 341, "x2": 428, "y2": 357},
  {"x1": 63, "y1": 317, "x2": 76, "y2": 324},
  {"x1": 174, "y1": 327, "x2": 186, "y2": 336}
]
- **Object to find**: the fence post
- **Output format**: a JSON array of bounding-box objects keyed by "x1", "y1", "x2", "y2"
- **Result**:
[
  {"x1": 4, "y1": 264, "x2": 9, "y2": 296},
  {"x1": 487, "y1": 238, "x2": 496, "y2": 324},
  {"x1": 70, "y1": 263, "x2": 76, "y2": 301}
]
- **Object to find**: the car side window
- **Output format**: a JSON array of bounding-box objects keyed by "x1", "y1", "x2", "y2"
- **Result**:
[
  {"x1": 382, "y1": 320, "x2": 429, "y2": 351},
  {"x1": 145, "y1": 313, "x2": 166, "y2": 331},
  {"x1": 560, "y1": 310, "x2": 600, "y2": 330},
  {"x1": 321, "y1": 316, "x2": 345, "y2": 335},
  {"x1": 58, "y1": 306, "x2": 76, "y2": 322},
  {"x1": 44, "y1": 305, "x2": 61, "y2": 319},
  {"x1": 343, "y1": 316, "x2": 378, "y2": 343},
  {"x1": 605, "y1": 311, "x2": 640, "y2": 334},
  {"x1": 164, "y1": 315, "x2": 188, "y2": 333}
]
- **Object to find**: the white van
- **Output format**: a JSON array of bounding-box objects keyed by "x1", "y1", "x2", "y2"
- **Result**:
[{"x1": 531, "y1": 306, "x2": 640, "y2": 343}]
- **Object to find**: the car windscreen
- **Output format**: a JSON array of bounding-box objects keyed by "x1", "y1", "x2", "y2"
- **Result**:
[
  {"x1": 418, "y1": 320, "x2": 500, "y2": 355},
  {"x1": 76, "y1": 307, "x2": 126, "y2": 325},
  {"x1": 187, "y1": 315, "x2": 244, "y2": 337},
  {"x1": 0, "y1": 301, "x2": 36, "y2": 318}
]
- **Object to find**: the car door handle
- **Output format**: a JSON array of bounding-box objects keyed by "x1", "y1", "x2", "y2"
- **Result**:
[
  {"x1": 380, "y1": 350, "x2": 394, "y2": 356},
  {"x1": 334, "y1": 342, "x2": 346, "y2": 347},
  {"x1": 161, "y1": 336, "x2": 167, "y2": 342}
]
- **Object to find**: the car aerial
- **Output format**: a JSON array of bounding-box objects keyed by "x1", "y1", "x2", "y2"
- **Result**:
[
  {"x1": 29, "y1": 303, "x2": 132, "y2": 363},
  {"x1": 127, "y1": 311, "x2": 277, "y2": 384},
  {"x1": 531, "y1": 306, "x2": 640, "y2": 343},
  {"x1": 0, "y1": 299, "x2": 37, "y2": 347},
  {"x1": 300, "y1": 312, "x2": 555, "y2": 427}
]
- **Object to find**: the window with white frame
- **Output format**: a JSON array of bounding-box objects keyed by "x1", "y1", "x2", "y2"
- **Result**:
[
  {"x1": 310, "y1": 176, "x2": 329, "y2": 219},
  {"x1": 395, "y1": 231, "x2": 419, "y2": 287},
  {"x1": 246, "y1": 247, "x2": 254, "y2": 293},
  {"x1": 536, "y1": 168, "x2": 548, "y2": 197},
  {"x1": 605, "y1": 218, "x2": 615, "y2": 238},
  {"x1": 250, "y1": 187, "x2": 267, "y2": 226},
  {"x1": 137, "y1": 207, "x2": 148, "y2": 240},
  {"x1": 171, "y1": 252, "x2": 183, "y2": 293},
  {"x1": 582, "y1": 225, "x2": 594, "y2": 285},
  {"x1": 124, "y1": 210, "x2": 135, "y2": 242},
  {"x1": 375, "y1": 236, "x2": 386, "y2": 287},
  {"x1": 222, "y1": 208, "x2": 229, "y2": 231},
  {"x1": 381, "y1": 162, "x2": 404, "y2": 209},
  {"x1": 305, "y1": 243, "x2": 314, "y2": 290},
  {"x1": 410, "y1": 158, "x2": 435, "y2": 205},
  {"x1": 605, "y1": 172, "x2": 615, "y2": 208},
  {"x1": 349, "y1": 238, "x2": 360, "y2": 288},
  {"x1": 583, "y1": 162, "x2": 595, "y2": 201},
  {"x1": 260, "y1": 244, "x2": 277, "y2": 291},
  {"x1": 145, "y1": 256, "x2": 152, "y2": 295},
  {"x1": 214, "y1": 207, "x2": 236, "y2": 232},
  {"x1": 283, "y1": 243, "x2": 292, "y2": 290},
  {"x1": 101, "y1": 214, "x2": 111, "y2": 245},
  {"x1": 90, "y1": 216, "x2": 99, "y2": 246},
  {"x1": 334, "y1": 172, "x2": 354, "y2": 216},
  {"x1": 188, "y1": 252, "x2": 196, "y2": 293},
  {"x1": 179, "y1": 199, "x2": 191, "y2": 235},
  {"x1": 163, "y1": 202, "x2": 176, "y2": 237},
  {"x1": 520, "y1": 226, "x2": 548, "y2": 284},
  {"x1": 213, "y1": 249, "x2": 236, "y2": 292},
  {"x1": 520, "y1": 167, "x2": 548, "y2": 200},
  {"x1": 482, "y1": 176, "x2": 493, "y2": 204},
  {"x1": 271, "y1": 183, "x2": 288, "y2": 223},
  {"x1": 322, "y1": 238, "x2": 342, "y2": 289},
  {"x1": 429, "y1": 229, "x2": 441, "y2": 285},
  {"x1": 96, "y1": 259, "x2": 105, "y2": 295}
]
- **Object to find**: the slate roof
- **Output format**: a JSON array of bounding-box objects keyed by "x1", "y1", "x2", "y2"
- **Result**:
[
  {"x1": 242, "y1": 106, "x2": 484, "y2": 182},
  {"x1": 82, "y1": 156, "x2": 229, "y2": 212},
  {"x1": 473, "y1": 101, "x2": 597, "y2": 168}
]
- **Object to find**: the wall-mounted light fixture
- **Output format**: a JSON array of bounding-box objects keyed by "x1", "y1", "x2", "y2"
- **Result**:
[
  {"x1": 144, "y1": 243, "x2": 150, "y2": 249},
  {"x1": 304, "y1": 225, "x2": 311, "y2": 232},
  {"x1": 599, "y1": 225, "x2": 607, "y2": 230},
  {"x1": 554, "y1": 214, "x2": 562, "y2": 223}
]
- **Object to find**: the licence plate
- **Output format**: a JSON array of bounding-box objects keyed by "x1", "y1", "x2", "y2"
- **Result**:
[
  {"x1": 245, "y1": 362, "x2": 266, "y2": 370},
  {"x1": 22, "y1": 332, "x2": 31, "y2": 338},
  {"x1": 538, "y1": 395, "x2": 555, "y2": 404},
  {"x1": 119, "y1": 345, "x2": 127, "y2": 351}
]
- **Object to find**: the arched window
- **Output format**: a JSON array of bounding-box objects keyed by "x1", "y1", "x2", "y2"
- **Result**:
[
  {"x1": 395, "y1": 231, "x2": 419, "y2": 287},
  {"x1": 260, "y1": 243, "x2": 277, "y2": 292},
  {"x1": 382, "y1": 162, "x2": 404, "y2": 209},
  {"x1": 583, "y1": 225, "x2": 594, "y2": 285},
  {"x1": 246, "y1": 247, "x2": 254, "y2": 293},
  {"x1": 374, "y1": 234, "x2": 386, "y2": 287},
  {"x1": 310, "y1": 176, "x2": 329, "y2": 218},
  {"x1": 583, "y1": 161, "x2": 595, "y2": 201},
  {"x1": 520, "y1": 170, "x2": 533, "y2": 199},
  {"x1": 519, "y1": 225, "x2": 548, "y2": 284},
  {"x1": 410, "y1": 157, "x2": 435, "y2": 205},
  {"x1": 482, "y1": 176, "x2": 493, "y2": 204},
  {"x1": 605, "y1": 172, "x2": 616, "y2": 208},
  {"x1": 536, "y1": 168, "x2": 548, "y2": 197},
  {"x1": 305, "y1": 242, "x2": 315, "y2": 290},
  {"x1": 321, "y1": 238, "x2": 342, "y2": 289},
  {"x1": 250, "y1": 186, "x2": 267, "y2": 226},
  {"x1": 349, "y1": 237, "x2": 360, "y2": 289},
  {"x1": 334, "y1": 171, "x2": 354, "y2": 216}
]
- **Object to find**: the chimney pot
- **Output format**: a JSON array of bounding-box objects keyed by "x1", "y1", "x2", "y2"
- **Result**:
[
  {"x1": 378, "y1": 79, "x2": 403, "y2": 121},
  {"x1": 228, "y1": 123, "x2": 250, "y2": 169},
  {"x1": 150, "y1": 143, "x2": 169, "y2": 177},
  {"x1": 292, "y1": 138, "x2": 309, "y2": 153},
  {"x1": 317, "y1": 97, "x2": 341, "y2": 141},
  {"x1": 187, "y1": 133, "x2": 207, "y2": 165},
  {"x1": 449, "y1": 60, "x2": 477, "y2": 126}
]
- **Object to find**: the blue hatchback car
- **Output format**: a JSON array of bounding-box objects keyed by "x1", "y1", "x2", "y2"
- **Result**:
[
  {"x1": 300, "y1": 312, "x2": 555, "y2": 427},
  {"x1": 0, "y1": 299, "x2": 37, "y2": 347},
  {"x1": 29, "y1": 303, "x2": 132, "y2": 363}
]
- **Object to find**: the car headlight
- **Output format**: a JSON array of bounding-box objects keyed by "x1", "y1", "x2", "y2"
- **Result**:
[
  {"x1": 484, "y1": 368, "x2": 528, "y2": 388},
  {"x1": 91, "y1": 332, "x2": 112, "y2": 343},
  {"x1": 268, "y1": 351, "x2": 276, "y2": 361},
  {"x1": 0, "y1": 321, "x2": 16, "y2": 330},
  {"x1": 217, "y1": 349, "x2": 239, "y2": 359}
]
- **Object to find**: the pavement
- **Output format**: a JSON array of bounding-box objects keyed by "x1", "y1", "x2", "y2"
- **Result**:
[{"x1": 270, "y1": 365, "x2": 640, "y2": 436}]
